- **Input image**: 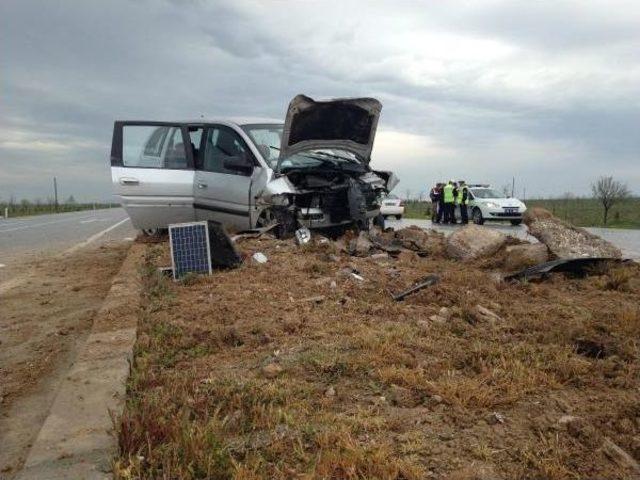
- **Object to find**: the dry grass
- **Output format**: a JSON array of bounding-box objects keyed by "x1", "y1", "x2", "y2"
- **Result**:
[{"x1": 114, "y1": 235, "x2": 640, "y2": 479}]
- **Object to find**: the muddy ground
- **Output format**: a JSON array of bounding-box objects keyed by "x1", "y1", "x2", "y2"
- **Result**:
[
  {"x1": 116, "y1": 231, "x2": 640, "y2": 479},
  {"x1": 0, "y1": 243, "x2": 130, "y2": 478}
]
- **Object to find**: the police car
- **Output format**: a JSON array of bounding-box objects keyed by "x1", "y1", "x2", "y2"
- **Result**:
[{"x1": 460, "y1": 184, "x2": 527, "y2": 226}]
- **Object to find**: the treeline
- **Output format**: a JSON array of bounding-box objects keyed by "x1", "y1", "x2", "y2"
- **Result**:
[{"x1": 0, "y1": 197, "x2": 119, "y2": 218}]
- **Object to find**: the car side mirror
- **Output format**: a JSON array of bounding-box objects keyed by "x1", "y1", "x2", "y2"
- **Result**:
[{"x1": 223, "y1": 153, "x2": 253, "y2": 174}]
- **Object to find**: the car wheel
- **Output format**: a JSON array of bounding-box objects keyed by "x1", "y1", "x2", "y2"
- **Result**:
[
  {"x1": 395, "y1": 214, "x2": 402, "y2": 220},
  {"x1": 472, "y1": 208, "x2": 484, "y2": 225},
  {"x1": 373, "y1": 213, "x2": 386, "y2": 230},
  {"x1": 257, "y1": 208, "x2": 296, "y2": 239},
  {"x1": 142, "y1": 228, "x2": 162, "y2": 237},
  {"x1": 256, "y1": 208, "x2": 278, "y2": 228},
  {"x1": 510, "y1": 220, "x2": 522, "y2": 226}
]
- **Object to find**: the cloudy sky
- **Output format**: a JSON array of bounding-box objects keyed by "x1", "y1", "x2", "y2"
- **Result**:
[{"x1": 1, "y1": 0, "x2": 639, "y2": 202}]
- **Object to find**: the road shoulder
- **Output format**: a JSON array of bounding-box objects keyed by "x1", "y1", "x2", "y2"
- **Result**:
[{"x1": 16, "y1": 244, "x2": 144, "y2": 480}]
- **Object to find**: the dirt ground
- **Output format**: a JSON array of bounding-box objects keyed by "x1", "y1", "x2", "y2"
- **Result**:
[
  {"x1": 0, "y1": 243, "x2": 130, "y2": 478},
  {"x1": 115, "y1": 231, "x2": 640, "y2": 479}
]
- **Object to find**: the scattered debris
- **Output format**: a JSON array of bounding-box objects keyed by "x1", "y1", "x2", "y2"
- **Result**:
[
  {"x1": 473, "y1": 305, "x2": 503, "y2": 323},
  {"x1": 524, "y1": 208, "x2": 622, "y2": 259},
  {"x1": 558, "y1": 415, "x2": 581, "y2": 425},
  {"x1": 231, "y1": 223, "x2": 279, "y2": 242},
  {"x1": 251, "y1": 252, "x2": 268, "y2": 264},
  {"x1": 294, "y1": 227, "x2": 312, "y2": 245},
  {"x1": 446, "y1": 225, "x2": 507, "y2": 261},
  {"x1": 297, "y1": 295, "x2": 325, "y2": 304},
  {"x1": 339, "y1": 267, "x2": 365, "y2": 282},
  {"x1": 391, "y1": 274, "x2": 440, "y2": 301},
  {"x1": 157, "y1": 266, "x2": 173, "y2": 277},
  {"x1": 505, "y1": 257, "x2": 628, "y2": 281},
  {"x1": 370, "y1": 252, "x2": 390, "y2": 261},
  {"x1": 574, "y1": 338, "x2": 610, "y2": 359},
  {"x1": 348, "y1": 231, "x2": 374, "y2": 257},
  {"x1": 602, "y1": 437, "x2": 640, "y2": 474},
  {"x1": 324, "y1": 386, "x2": 336, "y2": 397},
  {"x1": 486, "y1": 412, "x2": 506, "y2": 425}
]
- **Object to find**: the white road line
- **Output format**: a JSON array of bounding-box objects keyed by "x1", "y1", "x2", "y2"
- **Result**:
[
  {"x1": 64, "y1": 217, "x2": 130, "y2": 254},
  {"x1": 80, "y1": 219, "x2": 99, "y2": 224},
  {"x1": 0, "y1": 215, "x2": 99, "y2": 233},
  {"x1": 0, "y1": 263, "x2": 5, "y2": 268}
]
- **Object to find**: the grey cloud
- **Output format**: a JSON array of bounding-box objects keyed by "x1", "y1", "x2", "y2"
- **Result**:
[{"x1": 0, "y1": 0, "x2": 638, "y2": 203}]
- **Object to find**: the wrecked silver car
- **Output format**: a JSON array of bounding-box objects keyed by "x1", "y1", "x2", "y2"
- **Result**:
[{"x1": 110, "y1": 95, "x2": 398, "y2": 236}]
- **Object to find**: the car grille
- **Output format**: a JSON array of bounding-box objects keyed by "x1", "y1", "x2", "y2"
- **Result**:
[{"x1": 490, "y1": 210, "x2": 522, "y2": 217}]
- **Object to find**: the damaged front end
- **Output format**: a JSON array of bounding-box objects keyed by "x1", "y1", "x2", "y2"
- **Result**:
[{"x1": 255, "y1": 95, "x2": 398, "y2": 236}]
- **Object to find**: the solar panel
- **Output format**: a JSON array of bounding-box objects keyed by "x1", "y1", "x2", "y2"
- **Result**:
[
  {"x1": 169, "y1": 221, "x2": 212, "y2": 279},
  {"x1": 168, "y1": 221, "x2": 242, "y2": 279}
]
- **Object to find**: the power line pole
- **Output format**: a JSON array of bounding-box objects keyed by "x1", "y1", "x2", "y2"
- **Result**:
[
  {"x1": 53, "y1": 177, "x2": 59, "y2": 212},
  {"x1": 511, "y1": 176, "x2": 515, "y2": 198}
]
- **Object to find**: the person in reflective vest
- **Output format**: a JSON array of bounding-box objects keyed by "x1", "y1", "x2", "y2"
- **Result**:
[
  {"x1": 442, "y1": 180, "x2": 455, "y2": 224},
  {"x1": 457, "y1": 180, "x2": 470, "y2": 224}
]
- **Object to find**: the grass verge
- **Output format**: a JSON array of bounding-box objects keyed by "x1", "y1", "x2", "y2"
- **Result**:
[{"x1": 115, "y1": 236, "x2": 640, "y2": 479}]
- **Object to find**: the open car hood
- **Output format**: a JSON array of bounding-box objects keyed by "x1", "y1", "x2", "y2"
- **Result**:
[{"x1": 279, "y1": 94, "x2": 382, "y2": 164}]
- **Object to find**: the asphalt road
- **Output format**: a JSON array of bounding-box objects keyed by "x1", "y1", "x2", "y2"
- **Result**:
[
  {"x1": 0, "y1": 207, "x2": 135, "y2": 284},
  {"x1": 389, "y1": 218, "x2": 640, "y2": 260}
]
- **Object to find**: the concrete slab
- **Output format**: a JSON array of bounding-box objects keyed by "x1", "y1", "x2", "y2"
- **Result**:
[{"x1": 16, "y1": 244, "x2": 144, "y2": 480}]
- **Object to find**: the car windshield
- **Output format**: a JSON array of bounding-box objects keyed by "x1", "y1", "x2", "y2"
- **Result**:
[
  {"x1": 242, "y1": 124, "x2": 283, "y2": 168},
  {"x1": 242, "y1": 123, "x2": 362, "y2": 170},
  {"x1": 471, "y1": 188, "x2": 505, "y2": 199}
]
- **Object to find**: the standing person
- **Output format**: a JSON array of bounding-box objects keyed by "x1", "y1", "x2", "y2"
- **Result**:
[
  {"x1": 451, "y1": 182, "x2": 459, "y2": 224},
  {"x1": 442, "y1": 180, "x2": 455, "y2": 224},
  {"x1": 437, "y1": 183, "x2": 445, "y2": 223},
  {"x1": 458, "y1": 180, "x2": 469, "y2": 224},
  {"x1": 429, "y1": 183, "x2": 442, "y2": 223}
]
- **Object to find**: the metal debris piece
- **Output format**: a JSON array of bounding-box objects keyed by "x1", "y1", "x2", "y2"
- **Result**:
[
  {"x1": 504, "y1": 257, "x2": 629, "y2": 281},
  {"x1": 391, "y1": 274, "x2": 440, "y2": 301},
  {"x1": 231, "y1": 223, "x2": 279, "y2": 242},
  {"x1": 295, "y1": 227, "x2": 312, "y2": 245},
  {"x1": 207, "y1": 221, "x2": 243, "y2": 268},
  {"x1": 158, "y1": 267, "x2": 173, "y2": 277}
]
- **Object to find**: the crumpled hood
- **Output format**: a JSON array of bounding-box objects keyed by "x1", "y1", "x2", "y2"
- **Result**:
[
  {"x1": 480, "y1": 197, "x2": 526, "y2": 209},
  {"x1": 279, "y1": 94, "x2": 382, "y2": 164}
]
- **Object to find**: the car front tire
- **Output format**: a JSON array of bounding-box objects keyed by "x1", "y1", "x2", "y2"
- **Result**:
[
  {"x1": 472, "y1": 208, "x2": 485, "y2": 225},
  {"x1": 395, "y1": 214, "x2": 402, "y2": 220},
  {"x1": 510, "y1": 219, "x2": 522, "y2": 226}
]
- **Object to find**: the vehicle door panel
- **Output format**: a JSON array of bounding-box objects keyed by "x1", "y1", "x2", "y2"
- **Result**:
[
  {"x1": 194, "y1": 125, "x2": 256, "y2": 230},
  {"x1": 110, "y1": 122, "x2": 195, "y2": 230}
]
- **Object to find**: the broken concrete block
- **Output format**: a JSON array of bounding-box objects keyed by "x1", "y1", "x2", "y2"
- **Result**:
[
  {"x1": 504, "y1": 243, "x2": 549, "y2": 271},
  {"x1": 524, "y1": 208, "x2": 622, "y2": 259},
  {"x1": 446, "y1": 225, "x2": 508, "y2": 261}
]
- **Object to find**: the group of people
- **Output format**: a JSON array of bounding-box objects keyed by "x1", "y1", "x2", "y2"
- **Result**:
[{"x1": 429, "y1": 180, "x2": 469, "y2": 224}]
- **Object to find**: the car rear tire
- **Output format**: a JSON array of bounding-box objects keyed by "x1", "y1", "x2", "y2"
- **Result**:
[
  {"x1": 472, "y1": 208, "x2": 484, "y2": 225},
  {"x1": 510, "y1": 220, "x2": 522, "y2": 226},
  {"x1": 395, "y1": 215, "x2": 402, "y2": 220}
]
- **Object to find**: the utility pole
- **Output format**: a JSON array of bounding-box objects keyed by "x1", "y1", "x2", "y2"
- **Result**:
[
  {"x1": 53, "y1": 177, "x2": 59, "y2": 212},
  {"x1": 511, "y1": 176, "x2": 515, "y2": 198}
]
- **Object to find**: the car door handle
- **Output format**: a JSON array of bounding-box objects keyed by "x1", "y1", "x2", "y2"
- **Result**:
[
  {"x1": 119, "y1": 177, "x2": 140, "y2": 186},
  {"x1": 197, "y1": 183, "x2": 208, "y2": 189}
]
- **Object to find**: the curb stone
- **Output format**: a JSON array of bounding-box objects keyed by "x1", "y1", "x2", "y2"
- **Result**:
[{"x1": 16, "y1": 244, "x2": 144, "y2": 480}]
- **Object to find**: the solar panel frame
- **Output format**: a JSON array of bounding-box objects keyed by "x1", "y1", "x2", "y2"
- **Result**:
[{"x1": 168, "y1": 221, "x2": 213, "y2": 279}]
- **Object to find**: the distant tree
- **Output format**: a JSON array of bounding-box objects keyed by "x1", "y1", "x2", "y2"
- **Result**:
[
  {"x1": 66, "y1": 195, "x2": 76, "y2": 204},
  {"x1": 591, "y1": 176, "x2": 629, "y2": 225}
]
